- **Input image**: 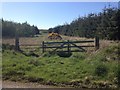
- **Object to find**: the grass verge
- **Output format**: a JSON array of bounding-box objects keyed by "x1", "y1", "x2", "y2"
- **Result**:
[{"x1": 2, "y1": 43, "x2": 119, "y2": 88}]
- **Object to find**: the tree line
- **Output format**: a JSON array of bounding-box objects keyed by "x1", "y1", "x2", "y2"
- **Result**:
[
  {"x1": 2, "y1": 19, "x2": 39, "y2": 38},
  {"x1": 48, "y1": 7, "x2": 120, "y2": 40}
]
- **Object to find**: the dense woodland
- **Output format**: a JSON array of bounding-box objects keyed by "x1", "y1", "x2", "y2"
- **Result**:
[
  {"x1": 48, "y1": 7, "x2": 120, "y2": 40},
  {"x1": 2, "y1": 19, "x2": 39, "y2": 38}
]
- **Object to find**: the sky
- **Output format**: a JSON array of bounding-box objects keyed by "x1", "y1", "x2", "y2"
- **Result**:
[{"x1": 1, "y1": 2, "x2": 118, "y2": 29}]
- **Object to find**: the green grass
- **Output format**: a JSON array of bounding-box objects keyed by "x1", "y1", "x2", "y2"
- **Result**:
[{"x1": 2, "y1": 44, "x2": 119, "y2": 88}]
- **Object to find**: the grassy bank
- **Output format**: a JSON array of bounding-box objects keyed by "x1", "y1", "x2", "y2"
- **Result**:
[{"x1": 2, "y1": 43, "x2": 120, "y2": 88}]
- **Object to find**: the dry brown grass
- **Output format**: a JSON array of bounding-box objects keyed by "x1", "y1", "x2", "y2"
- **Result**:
[
  {"x1": 2, "y1": 35, "x2": 47, "y2": 45},
  {"x1": 2, "y1": 35, "x2": 93, "y2": 44},
  {"x1": 2, "y1": 38, "x2": 15, "y2": 45},
  {"x1": 2, "y1": 35, "x2": 119, "y2": 50}
]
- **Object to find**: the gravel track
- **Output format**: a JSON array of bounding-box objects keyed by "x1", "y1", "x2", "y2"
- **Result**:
[{"x1": 2, "y1": 80, "x2": 54, "y2": 88}]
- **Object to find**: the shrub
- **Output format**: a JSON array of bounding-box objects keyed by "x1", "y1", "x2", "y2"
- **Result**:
[{"x1": 94, "y1": 64, "x2": 108, "y2": 77}]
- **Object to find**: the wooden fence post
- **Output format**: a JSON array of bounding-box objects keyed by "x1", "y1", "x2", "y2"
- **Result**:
[
  {"x1": 42, "y1": 41, "x2": 44, "y2": 53},
  {"x1": 95, "y1": 36, "x2": 99, "y2": 50},
  {"x1": 67, "y1": 40, "x2": 70, "y2": 53},
  {"x1": 15, "y1": 28, "x2": 20, "y2": 51}
]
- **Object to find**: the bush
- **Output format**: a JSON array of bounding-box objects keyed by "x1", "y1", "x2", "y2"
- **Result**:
[{"x1": 94, "y1": 64, "x2": 108, "y2": 77}]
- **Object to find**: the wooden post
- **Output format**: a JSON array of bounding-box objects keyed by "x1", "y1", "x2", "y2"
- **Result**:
[
  {"x1": 15, "y1": 28, "x2": 20, "y2": 51},
  {"x1": 95, "y1": 36, "x2": 99, "y2": 50},
  {"x1": 42, "y1": 41, "x2": 44, "y2": 53},
  {"x1": 67, "y1": 40, "x2": 70, "y2": 53}
]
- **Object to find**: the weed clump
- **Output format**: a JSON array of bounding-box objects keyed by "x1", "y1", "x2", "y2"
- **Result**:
[
  {"x1": 2, "y1": 44, "x2": 15, "y2": 50},
  {"x1": 27, "y1": 51, "x2": 39, "y2": 57},
  {"x1": 72, "y1": 52, "x2": 86, "y2": 60},
  {"x1": 42, "y1": 52, "x2": 57, "y2": 57},
  {"x1": 94, "y1": 64, "x2": 108, "y2": 77},
  {"x1": 28, "y1": 59, "x2": 44, "y2": 66}
]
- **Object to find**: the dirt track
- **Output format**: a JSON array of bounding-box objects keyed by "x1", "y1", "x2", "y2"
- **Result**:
[{"x1": 2, "y1": 80, "x2": 53, "y2": 88}]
